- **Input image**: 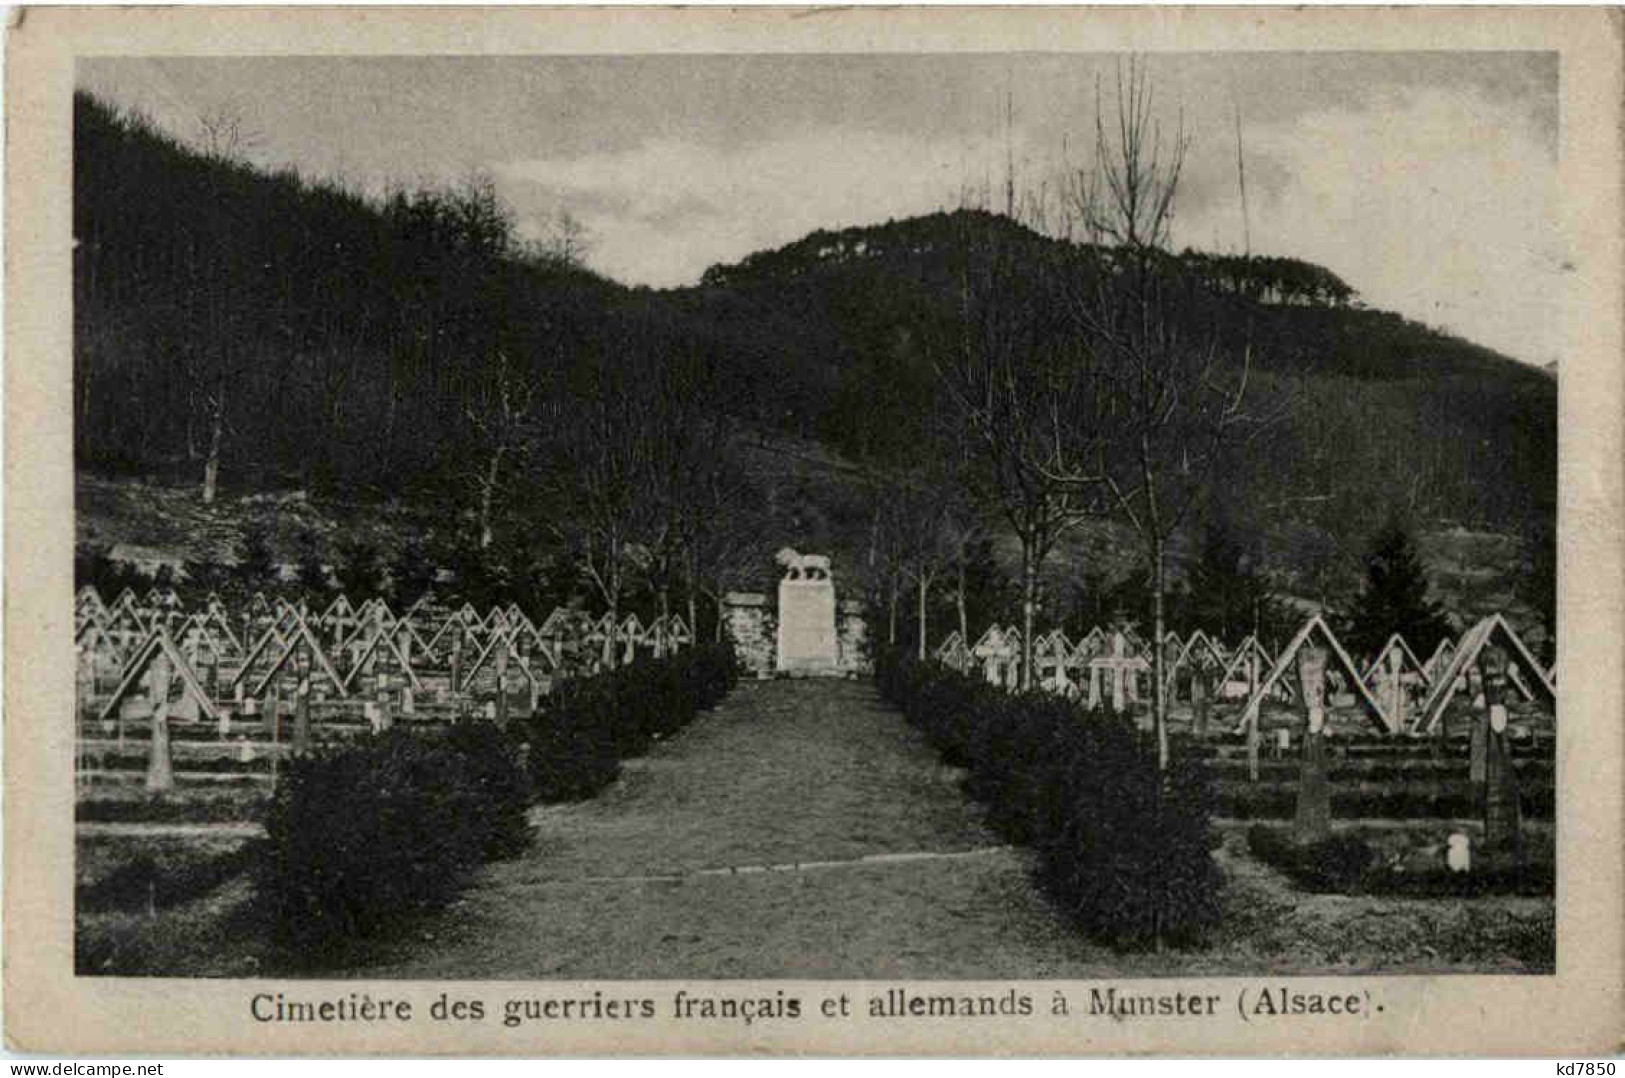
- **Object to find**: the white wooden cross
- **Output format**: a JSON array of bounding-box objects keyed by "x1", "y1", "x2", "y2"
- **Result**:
[{"x1": 1089, "y1": 631, "x2": 1150, "y2": 712}]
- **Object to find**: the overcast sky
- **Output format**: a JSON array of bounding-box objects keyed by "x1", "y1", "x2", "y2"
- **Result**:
[{"x1": 80, "y1": 52, "x2": 1561, "y2": 365}]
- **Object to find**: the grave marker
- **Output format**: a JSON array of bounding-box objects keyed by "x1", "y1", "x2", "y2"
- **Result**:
[{"x1": 1293, "y1": 642, "x2": 1332, "y2": 843}]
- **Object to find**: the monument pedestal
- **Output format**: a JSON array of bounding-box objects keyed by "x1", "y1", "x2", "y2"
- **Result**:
[{"x1": 776, "y1": 577, "x2": 839, "y2": 676}]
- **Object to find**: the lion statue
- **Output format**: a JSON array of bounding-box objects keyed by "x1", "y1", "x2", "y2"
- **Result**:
[{"x1": 775, "y1": 547, "x2": 832, "y2": 582}]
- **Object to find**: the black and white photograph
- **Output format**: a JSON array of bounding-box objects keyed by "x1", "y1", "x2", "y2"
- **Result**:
[{"x1": 7, "y1": 4, "x2": 1623, "y2": 1058}]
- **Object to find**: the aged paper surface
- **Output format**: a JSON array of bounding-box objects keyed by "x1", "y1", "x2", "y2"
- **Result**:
[{"x1": 6, "y1": 5, "x2": 1623, "y2": 1056}]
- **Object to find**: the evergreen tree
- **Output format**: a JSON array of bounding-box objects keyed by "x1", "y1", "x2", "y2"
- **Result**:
[
  {"x1": 1187, "y1": 517, "x2": 1289, "y2": 646},
  {"x1": 1342, "y1": 518, "x2": 1454, "y2": 660},
  {"x1": 235, "y1": 521, "x2": 280, "y2": 593},
  {"x1": 294, "y1": 530, "x2": 332, "y2": 603},
  {"x1": 390, "y1": 536, "x2": 440, "y2": 608},
  {"x1": 334, "y1": 536, "x2": 382, "y2": 599}
]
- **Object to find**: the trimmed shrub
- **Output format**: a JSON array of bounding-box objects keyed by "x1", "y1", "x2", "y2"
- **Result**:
[
  {"x1": 1218, "y1": 784, "x2": 1555, "y2": 821},
  {"x1": 1247, "y1": 825, "x2": 1373, "y2": 891},
  {"x1": 258, "y1": 720, "x2": 529, "y2": 960},
  {"x1": 1246, "y1": 824, "x2": 1554, "y2": 897},
  {"x1": 876, "y1": 648, "x2": 1222, "y2": 950},
  {"x1": 256, "y1": 644, "x2": 736, "y2": 960},
  {"x1": 523, "y1": 642, "x2": 738, "y2": 803}
]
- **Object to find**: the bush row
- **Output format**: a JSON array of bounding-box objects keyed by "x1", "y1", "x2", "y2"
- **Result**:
[
  {"x1": 259, "y1": 643, "x2": 738, "y2": 961},
  {"x1": 1204, "y1": 760, "x2": 1555, "y2": 782},
  {"x1": 1246, "y1": 825, "x2": 1554, "y2": 897},
  {"x1": 1186, "y1": 738, "x2": 1555, "y2": 760},
  {"x1": 75, "y1": 793, "x2": 273, "y2": 825},
  {"x1": 1216, "y1": 785, "x2": 1555, "y2": 821},
  {"x1": 876, "y1": 649, "x2": 1222, "y2": 950},
  {"x1": 523, "y1": 643, "x2": 739, "y2": 801},
  {"x1": 258, "y1": 720, "x2": 531, "y2": 959}
]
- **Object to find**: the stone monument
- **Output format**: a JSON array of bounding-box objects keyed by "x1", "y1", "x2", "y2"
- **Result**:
[{"x1": 774, "y1": 547, "x2": 839, "y2": 676}]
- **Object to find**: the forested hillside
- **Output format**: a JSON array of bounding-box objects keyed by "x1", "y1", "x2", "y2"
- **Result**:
[
  {"x1": 681, "y1": 211, "x2": 1556, "y2": 534},
  {"x1": 74, "y1": 93, "x2": 633, "y2": 495},
  {"x1": 73, "y1": 90, "x2": 1556, "y2": 641}
]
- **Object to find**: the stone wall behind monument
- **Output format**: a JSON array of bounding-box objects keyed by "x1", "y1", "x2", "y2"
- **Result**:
[
  {"x1": 724, "y1": 591, "x2": 870, "y2": 678},
  {"x1": 838, "y1": 599, "x2": 871, "y2": 675},
  {"x1": 723, "y1": 592, "x2": 776, "y2": 678}
]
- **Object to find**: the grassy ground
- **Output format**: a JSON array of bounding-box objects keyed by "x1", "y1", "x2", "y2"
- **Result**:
[{"x1": 75, "y1": 832, "x2": 273, "y2": 976}]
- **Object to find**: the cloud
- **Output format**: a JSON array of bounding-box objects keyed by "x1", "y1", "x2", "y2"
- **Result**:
[
  {"x1": 496, "y1": 80, "x2": 1559, "y2": 365},
  {"x1": 1174, "y1": 84, "x2": 1562, "y2": 364},
  {"x1": 82, "y1": 54, "x2": 1560, "y2": 364},
  {"x1": 495, "y1": 127, "x2": 1010, "y2": 287}
]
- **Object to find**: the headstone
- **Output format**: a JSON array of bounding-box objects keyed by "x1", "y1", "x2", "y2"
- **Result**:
[
  {"x1": 1162, "y1": 636, "x2": 1183, "y2": 702},
  {"x1": 1381, "y1": 643, "x2": 1409, "y2": 729},
  {"x1": 1293, "y1": 642, "x2": 1332, "y2": 843},
  {"x1": 292, "y1": 648, "x2": 313, "y2": 753},
  {"x1": 774, "y1": 549, "x2": 839, "y2": 676},
  {"x1": 494, "y1": 644, "x2": 511, "y2": 727},
  {"x1": 1191, "y1": 668, "x2": 1211, "y2": 737},
  {"x1": 1479, "y1": 644, "x2": 1523, "y2": 859},
  {"x1": 144, "y1": 654, "x2": 175, "y2": 793},
  {"x1": 1466, "y1": 665, "x2": 1488, "y2": 787},
  {"x1": 1446, "y1": 832, "x2": 1471, "y2": 873}
]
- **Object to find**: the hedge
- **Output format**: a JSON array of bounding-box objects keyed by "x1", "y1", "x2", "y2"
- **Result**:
[
  {"x1": 523, "y1": 642, "x2": 738, "y2": 802},
  {"x1": 258, "y1": 720, "x2": 531, "y2": 959},
  {"x1": 258, "y1": 641, "x2": 739, "y2": 960},
  {"x1": 1246, "y1": 824, "x2": 1555, "y2": 897},
  {"x1": 876, "y1": 649, "x2": 1222, "y2": 950},
  {"x1": 1215, "y1": 784, "x2": 1555, "y2": 821}
]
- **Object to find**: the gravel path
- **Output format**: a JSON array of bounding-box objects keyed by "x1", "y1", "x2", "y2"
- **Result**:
[{"x1": 358, "y1": 679, "x2": 1105, "y2": 979}]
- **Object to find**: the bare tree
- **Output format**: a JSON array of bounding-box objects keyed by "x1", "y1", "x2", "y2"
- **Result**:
[
  {"x1": 530, "y1": 209, "x2": 593, "y2": 269},
  {"x1": 938, "y1": 484, "x2": 992, "y2": 659},
  {"x1": 637, "y1": 356, "x2": 750, "y2": 653},
  {"x1": 196, "y1": 105, "x2": 261, "y2": 164},
  {"x1": 1062, "y1": 60, "x2": 1284, "y2": 766},
  {"x1": 464, "y1": 350, "x2": 535, "y2": 551},
  {"x1": 539, "y1": 355, "x2": 656, "y2": 671},
  {"x1": 542, "y1": 328, "x2": 746, "y2": 667},
  {"x1": 935, "y1": 212, "x2": 1106, "y2": 689}
]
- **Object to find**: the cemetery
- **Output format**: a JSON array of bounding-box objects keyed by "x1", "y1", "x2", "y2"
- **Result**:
[
  {"x1": 917, "y1": 608, "x2": 1555, "y2": 907},
  {"x1": 72, "y1": 549, "x2": 1556, "y2": 976},
  {"x1": 74, "y1": 584, "x2": 704, "y2": 823}
]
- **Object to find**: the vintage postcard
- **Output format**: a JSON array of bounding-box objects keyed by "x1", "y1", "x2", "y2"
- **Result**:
[{"x1": 5, "y1": 4, "x2": 1622, "y2": 1057}]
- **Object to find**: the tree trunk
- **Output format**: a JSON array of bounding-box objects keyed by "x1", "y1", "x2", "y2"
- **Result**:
[
  {"x1": 956, "y1": 560, "x2": 969, "y2": 655},
  {"x1": 657, "y1": 586, "x2": 671, "y2": 658},
  {"x1": 201, "y1": 392, "x2": 224, "y2": 505},
  {"x1": 1020, "y1": 542, "x2": 1038, "y2": 691},
  {"x1": 686, "y1": 591, "x2": 698, "y2": 650},
  {"x1": 887, "y1": 586, "x2": 898, "y2": 646},
  {"x1": 478, "y1": 445, "x2": 506, "y2": 550},
  {"x1": 917, "y1": 575, "x2": 929, "y2": 661},
  {"x1": 1152, "y1": 536, "x2": 1169, "y2": 770}
]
